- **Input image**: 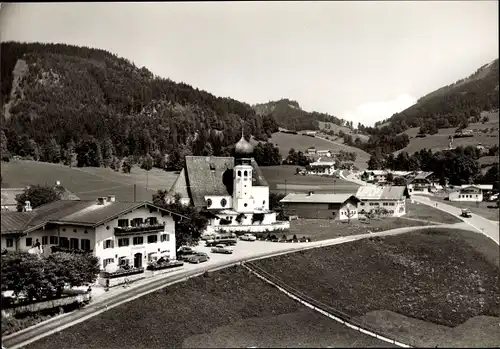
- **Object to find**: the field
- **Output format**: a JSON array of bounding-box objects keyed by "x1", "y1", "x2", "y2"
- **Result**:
[
  {"x1": 1, "y1": 160, "x2": 178, "y2": 202},
  {"x1": 432, "y1": 196, "x2": 499, "y2": 221},
  {"x1": 252, "y1": 228, "x2": 500, "y2": 347},
  {"x1": 261, "y1": 165, "x2": 361, "y2": 194},
  {"x1": 406, "y1": 201, "x2": 462, "y2": 224},
  {"x1": 317, "y1": 121, "x2": 370, "y2": 142},
  {"x1": 265, "y1": 132, "x2": 371, "y2": 169},
  {"x1": 394, "y1": 111, "x2": 499, "y2": 155},
  {"x1": 25, "y1": 266, "x2": 389, "y2": 349}
]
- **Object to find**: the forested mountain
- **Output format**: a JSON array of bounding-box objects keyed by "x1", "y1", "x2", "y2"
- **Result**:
[
  {"x1": 0, "y1": 41, "x2": 280, "y2": 167},
  {"x1": 252, "y1": 99, "x2": 348, "y2": 131},
  {"x1": 372, "y1": 59, "x2": 499, "y2": 133}
]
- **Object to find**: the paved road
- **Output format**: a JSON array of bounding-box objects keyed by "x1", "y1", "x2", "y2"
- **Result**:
[
  {"x1": 412, "y1": 195, "x2": 499, "y2": 244},
  {"x1": 2, "y1": 222, "x2": 464, "y2": 349}
]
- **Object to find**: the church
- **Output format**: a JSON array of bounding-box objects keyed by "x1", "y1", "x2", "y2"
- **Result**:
[{"x1": 166, "y1": 134, "x2": 290, "y2": 233}]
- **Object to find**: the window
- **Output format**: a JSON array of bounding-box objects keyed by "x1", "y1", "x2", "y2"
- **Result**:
[
  {"x1": 59, "y1": 237, "x2": 69, "y2": 248},
  {"x1": 26, "y1": 238, "x2": 32, "y2": 247},
  {"x1": 103, "y1": 258, "x2": 114, "y2": 268},
  {"x1": 263, "y1": 200, "x2": 266, "y2": 205},
  {"x1": 81, "y1": 239, "x2": 91, "y2": 251},
  {"x1": 161, "y1": 234, "x2": 169, "y2": 242},
  {"x1": 118, "y1": 238, "x2": 129, "y2": 247},
  {"x1": 70, "y1": 238, "x2": 79, "y2": 250},
  {"x1": 42, "y1": 236, "x2": 48, "y2": 245},
  {"x1": 237, "y1": 170, "x2": 241, "y2": 177},
  {"x1": 221, "y1": 198, "x2": 227, "y2": 207},
  {"x1": 133, "y1": 236, "x2": 144, "y2": 245},
  {"x1": 147, "y1": 235, "x2": 158, "y2": 244},
  {"x1": 118, "y1": 219, "x2": 129, "y2": 227},
  {"x1": 147, "y1": 217, "x2": 158, "y2": 225},
  {"x1": 207, "y1": 198, "x2": 212, "y2": 207},
  {"x1": 131, "y1": 218, "x2": 143, "y2": 227},
  {"x1": 50, "y1": 236, "x2": 58, "y2": 245},
  {"x1": 244, "y1": 203, "x2": 248, "y2": 207},
  {"x1": 244, "y1": 170, "x2": 248, "y2": 177},
  {"x1": 360, "y1": 202, "x2": 365, "y2": 206},
  {"x1": 390, "y1": 203, "x2": 395, "y2": 206},
  {"x1": 6, "y1": 238, "x2": 13, "y2": 248},
  {"x1": 104, "y1": 240, "x2": 114, "y2": 249}
]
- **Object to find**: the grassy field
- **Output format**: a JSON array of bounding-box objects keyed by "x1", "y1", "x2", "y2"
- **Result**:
[
  {"x1": 406, "y1": 201, "x2": 462, "y2": 224},
  {"x1": 432, "y1": 196, "x2": 499, "y2": 221},
  {"x1": 261, "y1": 165, "x2": 361, "y2": 194},
  {"x1": 1, "y1": 160, "x2": 178, "y2": 202},
  {"x1": 252, "y1": 228, "x2": 500, "y2": 347},
  {"x1": 25, "y1": 266, "x2": 389, "y2": 349},
  {"x1": 317, "y1": 121, "x2": 370, "y2": 142},
  {"x1": 394, "y1": 111, "x2": 499, "y2": 155},
  {"x1": 264, "y1": 132, "x2": 371, "y2": 169}
]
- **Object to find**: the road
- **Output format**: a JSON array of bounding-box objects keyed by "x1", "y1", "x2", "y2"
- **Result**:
[{"x1": 1, "y1": 223, "x2": 464, "y2": 349}]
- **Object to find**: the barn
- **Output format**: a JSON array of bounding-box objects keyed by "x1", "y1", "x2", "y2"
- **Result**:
[{"x1": 280, "y1": 192, "x2": 360, "y2": 220}]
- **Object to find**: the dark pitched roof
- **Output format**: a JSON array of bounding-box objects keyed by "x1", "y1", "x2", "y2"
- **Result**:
[
  {"x1": 1, "y1": 211, "x2": 38, "y2": 235},
  {"x1": 167, "y1": 168, "x2": 190, "y2": 199},
  {"x1": 170, "y1": 156, "x2": 269, "y2": 207},
  {"x1": 22, "y1": 200, "x2": 187, "y2": 232},
  {"x1": 280, "y1": 193, "x2": 358, "y2": 204}
]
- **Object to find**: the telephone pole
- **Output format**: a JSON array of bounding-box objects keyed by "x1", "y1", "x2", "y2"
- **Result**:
[{"x1": 133, "y1": 184, "x2": 136, "y2": 202}]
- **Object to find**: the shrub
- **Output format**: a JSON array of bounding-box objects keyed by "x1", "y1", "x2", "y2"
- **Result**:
[
  {"x1": 251, "y1": 213, "x2": 265, "y2": 224},
  {"x1": 235, "y1": 213, "x2": 245, "y2": 224}
]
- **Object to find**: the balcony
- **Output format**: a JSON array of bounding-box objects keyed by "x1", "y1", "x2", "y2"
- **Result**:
[{"x1": 114, "y1": 223, "x2": 165, "y2": 236}]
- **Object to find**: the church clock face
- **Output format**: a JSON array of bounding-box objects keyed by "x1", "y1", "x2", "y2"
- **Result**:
[
  {"x1": 220, "y1": 198, "x2": 227, "y2": 207},
  {"x1": 207, "y1": 199, "x2": 212, "y2": 208}
]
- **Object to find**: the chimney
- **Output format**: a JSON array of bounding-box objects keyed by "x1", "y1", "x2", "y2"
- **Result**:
[
  {"x1": 24, "y1": 200, "x2": 32, "y2": 212},
  {"x1": 97, "y1": 197, "x2": 106, "y2": 205},
  {"x1": 308, "y1": 191, "x2": 314, "y2": 196},
  {"x1": 107, "y1": 195, "x2": 116, "y2": 203}
]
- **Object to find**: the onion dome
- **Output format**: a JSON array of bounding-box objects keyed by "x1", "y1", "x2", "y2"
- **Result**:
[{"x1": 235, "y1": 134, "x2": 254, "y2": 156}]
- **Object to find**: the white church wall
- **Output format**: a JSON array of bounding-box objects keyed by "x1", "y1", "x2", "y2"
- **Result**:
[
  {"x1": 251, "y1": 186, "x2": 270, "y2": 211},
  {"x1": 205, "y1": 196, "x2": 233, "y2": 210}
]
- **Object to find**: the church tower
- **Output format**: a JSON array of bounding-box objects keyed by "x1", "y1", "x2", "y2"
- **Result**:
[{"x1": 233, "y1": 128, "x2": 255, "y2": 213}]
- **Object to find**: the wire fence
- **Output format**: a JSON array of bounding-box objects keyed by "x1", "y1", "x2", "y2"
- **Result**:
[{"x1": 244, "y1": 261, "x2": 418, "y2": 348}]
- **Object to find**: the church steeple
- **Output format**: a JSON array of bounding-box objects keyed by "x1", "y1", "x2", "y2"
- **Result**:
[{"x1": 235, "y1": 125, "x2": 253, "y2": 158}]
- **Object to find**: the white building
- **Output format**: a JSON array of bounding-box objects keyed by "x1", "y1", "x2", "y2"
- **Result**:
[
  {"x1": 0, "y1": 196, "x2": 183, "y2": 270},
  {"x1": 166, "y1": 134, "x2": 289, "y2": 234},
  {"x1": 448, "y1": 186, "x2": 483, "y2": 202},
  {"x1": 355, "y1": 186, "x2": 409, "y2": 217},
  {"x1": 307, "y1": 158, "x2": 336, "y2": 176}
]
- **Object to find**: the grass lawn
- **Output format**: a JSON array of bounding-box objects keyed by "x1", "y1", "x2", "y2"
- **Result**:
[
  {"x1": 406, "y1": 201, "x2": 462, "y2": 224},
  {"x1": 25, "y1": 267, "x2": 389, "y2": 349},
  {"x1": 264, "y1": 132, "x2": 370, "y2": 169},
  {"x1": 432, "y1": 196, "x2": 499, "y2": 221},
  {"x1": 252, "y1": 228, "x2": 500, "y2": 347},
  {"x1": 1, "y1": 160, "x2": 178, "y2": 202},
  {"x1": 288, "y1": 217, "x2": 433, "y2": 241},
  {"x1": 261, "y1": 165, "x2": 360, "y2": 194}
]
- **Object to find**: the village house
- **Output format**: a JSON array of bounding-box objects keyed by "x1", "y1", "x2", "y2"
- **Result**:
[
  {"x1": 316, "y1": 149, "x2": 332, "y2": 157},
  {"x1": 306, "y1": 148, "x2": 317, "y2": 156},
  {"x1": 356, "y1": 186, "x2": 410, "y2": 217},
  {"x1": 166, "y1": 134, "x2": 289, "y2": 233},
  {"x1": 0, "y1": 196, "x2": 184, "y2": 270},
  {"x1": 448, "y1": 185, "x2": 483, "y2": 202},
  {"x1": 407, "y1": 172, "x2": 441, "y2": 194},
  {"x1": 306, "y1": 157, "x2": 336, "y2": 176},
  {"x1": 361, "y1": 170, "x2": 388, "y2": 184},
  {"x1": 1, "y1": 181, "x2": 80, "y2": 211},
  {"x1": 280, "y1": 192, "x2": 360, "y2": 220}
]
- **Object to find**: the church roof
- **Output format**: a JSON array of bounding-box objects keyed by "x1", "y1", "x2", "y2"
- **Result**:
[
  {"x1": 235, "y1": 135, "x2": 254, "y2": 155},
  {"x1": 167, "y1": 156, "x2": 268, "y2": 207}
]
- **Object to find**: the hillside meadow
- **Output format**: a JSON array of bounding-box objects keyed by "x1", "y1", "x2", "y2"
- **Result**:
[{"x1": 394, "y1": 111, "x2": 499, "y2": 155}]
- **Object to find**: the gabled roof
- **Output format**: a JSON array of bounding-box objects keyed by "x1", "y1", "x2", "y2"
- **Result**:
[
  {"x1": 356, "y1": 186, "x2": 409, "y2": 200},
  {"x1": 280, "y1": 193, "x2": 359, "y2": 204},
  {"x1": 1, "y1": 211, "x2": 38, "y2": 235},
  {"x1": 1, "y1": 188, "x2": 25, "y2": 207},
  {"x1": 461, "y1": 184, "x2": 493, "y2": 190},
  {"x1": 414, "y1": 171, "x2": 434, "y2": 180},
  {"x1": 16, "y1": 200, "x2": 187, "y2": 233},
  {"x1": 168, "y1": 156, "x2": 269, "y2": 207}
]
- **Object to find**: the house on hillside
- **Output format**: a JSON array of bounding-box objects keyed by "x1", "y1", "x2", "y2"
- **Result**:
[
  {"x1": 361, "y1": 170, "x2": 388, "y2": 184},
  {"x1": 306, "y1": 157, "x2": 336, "y2": 176},
  {"x1": 306, "y1": 148, "x2": 317, "y2": 156},
  {"x1": 280, "y1": 192, "x2": 360, "y2": 220},
  {"x1": 1, "y1": 181, "x2": 80, "y2": 212},
  {"x1": 0, "y1": 196, "x2": 183, "y2": 270},
  {"x1": 448, "y1": 186, "x2": 483, "y2": 202},
  {"x1": 407, "y1": 172, "x2": 439, "y2": 194},
  {"x1": 316, "y1": 150, "x2": 332, "y2": 157},
  {"x1": 355, "y1": 186, "x2": 409, "y2": 217},
  {"x1": 166, "y1": 135, "x2": 289, "y2": 234}
]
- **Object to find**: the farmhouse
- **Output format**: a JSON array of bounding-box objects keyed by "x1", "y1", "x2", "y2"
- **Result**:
[
  {"x1": 1, "y1": 181, "x2": 80, "y2": 211},
  {"x1": 306, "y1": 157, "x2": 336, "y2": 176},
  {"x1": 0, "y1": 196, "x2": 184, "y2": 270},
  {"x1": 356, "y1": 186, "x2": 409, "y2": 217},
  {"x1": 280, "y1": 192, "x2": 360, "y2": 220},
  {"x1": 166, "y1": 134, "x2": 289, "y2": 233},
  {"x1": 361, "y1": 170, "x2": 388, "y2": 184},
  {"x1": 316, "y1": 149, "x2": 332, "y2": 157},
  {"x1": 407, "y1": 172, "x2": 439, "y2": 194},
  {"x1": 448, "y1": 185, "x2": 484, "y2": 202}
]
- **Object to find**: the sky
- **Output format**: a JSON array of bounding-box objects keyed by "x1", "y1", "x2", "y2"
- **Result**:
[{"x1": 0, "y1": 2, "x2": 498, "y2": 127}]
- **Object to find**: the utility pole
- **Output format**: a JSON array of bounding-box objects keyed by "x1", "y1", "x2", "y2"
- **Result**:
[
  {"x1": 133, "y1": 184, "x2": 136, "y2": 202},
  {"x1": 333, "y1": 179, "x2": 336, "y2": 194},
  {"x1": 284, "y1": 180, "x2": 287, "y2": 196}
]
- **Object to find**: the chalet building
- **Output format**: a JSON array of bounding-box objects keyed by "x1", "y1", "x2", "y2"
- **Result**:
[
  {"x1": 1, "y1": 181, "x2": 80, "y2": 212},
  {"x1": 316, "y1": 150, "x2": 332, "y2": 157},
  {"x1": 448, "y1": 185, "x2": 485, "y2": 202},
  {"x1": 407, "y1": 172, "x2": 440, "y2": 194},
  {"x1": 166, "y1": 134, "x2": 289, "y2": 233},
  {"x1": 361, "y1": 170, "x2": 388, "y2": 184},
  {"x1": 461, "y1": 184, "x2": 494, "y2": 195},
  {"x1": 356, "y1": 186, "x2": 410, "y2": 217},
  {"x1": 306, "y1": 158, "x2": 336, "y2": 176},
  {"x1": 0, "y1": 196, "x2": 184, "y2": 270},
  {"x1": 280, "y1": 192, "x2": 360, "y2": 220}
]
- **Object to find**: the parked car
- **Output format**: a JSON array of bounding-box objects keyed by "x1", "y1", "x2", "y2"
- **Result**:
[
  {"x1": 240, "y1": 233, "x2": 257, "y2": 241},
  {"x1": 211, "y1": 244, "x2": 233, "y2": 254},
  {"x1": 186, "y1": 253, "x2": 210, "y2": 264},
  {"x1": 461, "y1": 208, "x2": 472, "y2": 218},
  {"x1": 201, "y1": 232, "x2": 216, "y2": 240},
  {"x1": 205, "y1": 235, "x2": 238, "y2": 247},
  {"x1": 177, "y1": 246, "x2": 195, "y2": 255}
]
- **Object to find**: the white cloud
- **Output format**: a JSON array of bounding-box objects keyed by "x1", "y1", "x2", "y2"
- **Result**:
[{"x1": 342, "y1": 94, "x2": 417, "y2": 127}]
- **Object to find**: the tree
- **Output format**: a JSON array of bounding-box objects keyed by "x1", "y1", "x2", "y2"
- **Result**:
[
  {"x1": 368, "y1": 154, "x2": 383, "y2": 170},
  {"x1": 15, "y1": 184, "x2": 61, "y2": 211},
  {"x1": 122, "y1": 157, "x2": 132, "y2": 174},
  {"x1": 386, "y1": 172, "x2": 394, "y2": 183},
  {"x1": 42, "y1": 138, "x2": 61, "y2": 163},
  {"x1": 76, "y1": 137, "x2": 102, "y2": 167},
  {"x1": 393, "y1": 177, "x2": 407, "y2": 186},
  {"x1": 152, "y1": 190, "x2": 208, "y2": 249},
  {"x1": 101, "y1": 137, "x2": 115, "y2": 168},
  {"x1": 0, "y1": 130, "x2": 10, "y2": 161},
  {"x1": 166, "y1": 150, "x2": 184, "y2": 171},
  {"x1": 140, "y1": 153, "x2": 153, "y2": 171}
]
